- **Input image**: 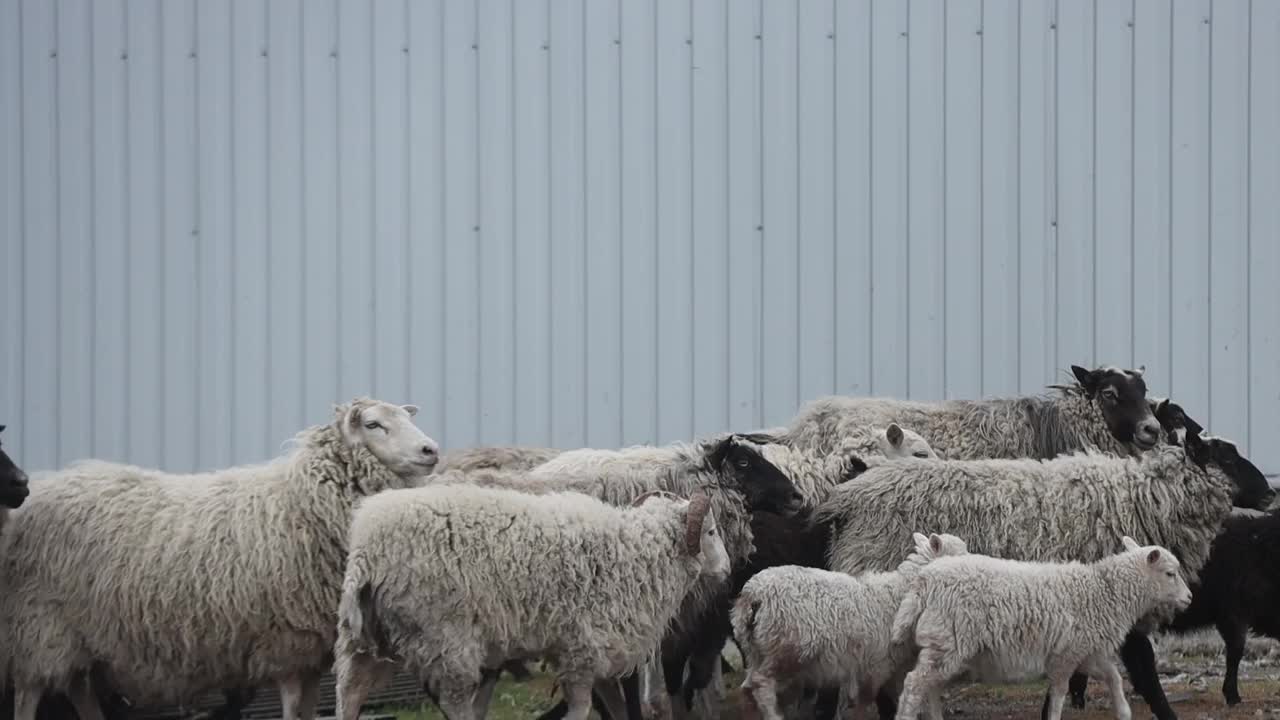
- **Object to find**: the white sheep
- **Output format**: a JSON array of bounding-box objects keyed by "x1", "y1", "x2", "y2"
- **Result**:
[
  {"x1": 0, "y1": 398, "x2": 437, "y2": 720},
  {"x1": 437, "y1": 445, "x2": 564, "y2": 474},
  {"x1": 332, "y1": 485, "x2": 728, "y2": 720},
  {"x1": 891, "y1": 537, "x2": 1193, "y2": 720},
  {"x1": 731, "y1": 532, "x2": 968, "y2": 720}
]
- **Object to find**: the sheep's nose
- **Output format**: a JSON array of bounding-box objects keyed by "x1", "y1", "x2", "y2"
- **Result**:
[
  {"x1": 421, "y1": 444, "x2": 439, "y2": 461},
  {"x1": 1136, "y1": 419, "x2": 1161, "y2": 446},
  {"x1": 15, "y1": 471, "x2": 27, "y2": 487}
]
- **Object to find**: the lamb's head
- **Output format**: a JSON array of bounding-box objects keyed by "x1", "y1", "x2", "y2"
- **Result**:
[
  {"x1": 1071, "y1": 364, "x2": 1162, "y2": 450},
  {"x1": 1183, "y1": 430, "x2": 1274, "y2": 510},
  {"x1": 704, "y1": 434, "x2": 804, "y2": 515},
  {"x1": 1120, "y1": 536, "x2": 1193, "y2": 611},
  {"x1": 334, "y1": 398, "x2": 440, "y2": 479},
  {"x1": 633, "y1": 490, "x2": 730, "y2": 580},
  {"x1": 875, "y1": 423, "x2": 937, "y2": 459},
  {"x1": 0, "y1": 426, "x2": 29, "y2": 509},
  {"x1": 1150, "y1": 397, "x2": 1205, "y2": 446}
]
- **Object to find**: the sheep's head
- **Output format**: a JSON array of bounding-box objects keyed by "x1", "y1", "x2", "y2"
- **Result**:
[
  {"x1": 1121, "y1": 536, "x2": 1193, "y2": 611},
  {"x1": 1071, "y1": 364, "x2": 1162, "y2": 450},
  {"x1": 704, "y1": 434, "x2": 804, "y2": 515},
  {"x1": 1183, "y1": 431, "x2": 1274, "y2": 510},
  {"x1": 1150, "y1": 397, "x2": 1204, "y2": 446},
  {"x1": 0, "y1": 425, "x2": 29, "y2": 509},
  {"x1": 632, "y1": 490, "x2": 729, "y2": 579},
  {"x1": 333, "y1": 398, "x2": 439, "y2": 479},
  {"x1": 875, "y1": 423, "x2": 937, "y2": 459}
]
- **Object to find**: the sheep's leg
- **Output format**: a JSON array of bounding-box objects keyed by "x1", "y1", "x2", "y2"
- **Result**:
[
  {"x1": 1090, "y1": 658, "x2": 1132, "y2": 720},
  {"x1": 896, "y1": 647, "x2": 961, "y2": 720},
  {"x1": 561, "y1": 681, "x2": 595, "y2": 720},
  {"x1": 812, "y1": 686, "x2": 840, "y2": 720},
  {"x1": 334, "y1": 651, "x2": 394, "y2": 720},
  {"x1": 66, "y1": 673, "x2": 106, "y2": 720},
  {"x1": 740, "y1": 674, "x2": 783, "y2": 720},
  {"x1": 13, "y1": 687, "x2": 41, "y2": 720},
  {"x1": 1217, "y1": 617, "x2": 1247, "y2": 706},
  {"x1": 872, "y1": 684, "x2": 898, "y2": 720},
  {"x1": 621, "y1": 669, "x2": 644, "y2": 720},
  {"x1": 279, "y1": 672, "x2": 321, "y2": 720},
  {"x1": 1043, "y1": 672, "x2": 1072, "y2": 720},
  {"x1": 1118, "y1": 631, "x2": 1176, "y2": 720},
  {"x1": 471, "y1": 667, "x2": 501, "y2": 718}
]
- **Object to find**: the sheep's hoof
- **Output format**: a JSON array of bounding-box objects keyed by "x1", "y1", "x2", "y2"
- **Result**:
[{"x1": 1223, "y1": 692, "x2": 1242, "y2": 706}]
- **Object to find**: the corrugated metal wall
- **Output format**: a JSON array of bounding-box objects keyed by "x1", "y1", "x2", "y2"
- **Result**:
[{"x1": 2, "y1": 0, "x2": 1278, "y2": 475}]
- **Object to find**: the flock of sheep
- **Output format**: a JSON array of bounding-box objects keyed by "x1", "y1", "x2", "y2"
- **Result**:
[{"x1": 0, "y1": 363, "x2": 1277, "y2": 720}]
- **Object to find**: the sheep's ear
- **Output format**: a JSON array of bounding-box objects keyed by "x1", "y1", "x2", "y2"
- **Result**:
[
  {"x1": 1071, "y1": 365, "x2": 1098, "y2": 393},
  {"x1": 1153, "y1": 398, "x2": 1169, "y2": 416},
  {"x1": 1133, "y1": 365, "x2": 1146, "y2": 377},
  {"x1": 704, "y1": 435, "x2": 737, "y2": 470},
  {"x1": 912, "y1": 532, "x2": 928, "y2": 546},
  {"x1": 0, "y1": 424, "x2": 5, "y2": 434},
  {"x1": 1146, "y1": 548, "x2": 1161, "y2": 565},
  {"x1": 401, "y1": 404, "x2": 419, "y2": 417},
  {"x1": 886, "y1": 423, "x2": 904, "y2": 448},
  {"x1": 928, "y1": 533, "x2": 943, "y2": 553},
  {"x1": 1121, "y1": 536, "x2": 1140, "y2": 552}
]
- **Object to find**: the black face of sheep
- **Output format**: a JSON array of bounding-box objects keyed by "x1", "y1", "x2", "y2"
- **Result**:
[
  {"x1": 1151, "y1": 398, "x2": 1205, "y2": 446},
  {"x1": 1071, "y1": 364, "x2": 1162, "y2": 449},
  {"x1": 1184, "y1": 431, "x2": 1275, "y2": 510},
  {"x1": 0, "y1": 425, "x2": 30, "y2": 509},
  {"x1": 706, "y1": 435, "x2": 804, "y2": 515},
  {"x1": 839, "y1": 453, "x2": 870, "y2": 484}
]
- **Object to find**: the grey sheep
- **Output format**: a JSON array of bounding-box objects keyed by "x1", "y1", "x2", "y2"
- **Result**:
[
  {"x1": 732, "y1": 532, "x2": 968, "y2": 720},
  {"x1": 891, "y1": 537, "x2": 1193, "y2": 720},
  {"x1": 818, "y1": 433, "x2": 1275, "y2": 592},
  {"x1": 436, "y1": 445, "x2": 563, "y2": 474},
  {"x1": 332, "y1": 485, "x2": 728, "y2": 720},
  {"x1": 0, "y1": 399, "x2": 438, "y2": 720},
  {"x1": 772, "y1": 364, "x2": 1162, "y2": 460}
]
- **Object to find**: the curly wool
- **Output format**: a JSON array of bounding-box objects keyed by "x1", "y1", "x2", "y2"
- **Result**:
[
  {"x1": 436, "y1": 445, "x2": 563, "y2": 474},
  {"x1": 758, "y1": 427, "x2": 936, "y2": 506},
  {"x1": 0, "y1": 404, "x2": 421, "y2": 704},
  {"x1": 732, "y1": 533, "x2": 968, "y2": 708},
  {"x1": 819, "y1": 445, "x2": 1234, "y2": 589},
  {"x1": 779, "y1": 384, "x2": 1141, "y2": 460},
  {"x1": 337, "y1": 485, "x2": 708, "y2": 684}
]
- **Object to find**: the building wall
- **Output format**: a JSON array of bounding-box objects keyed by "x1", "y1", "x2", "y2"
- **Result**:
[{"x1": 2, "y1": 0, "x2": 1278, "y2": 474}]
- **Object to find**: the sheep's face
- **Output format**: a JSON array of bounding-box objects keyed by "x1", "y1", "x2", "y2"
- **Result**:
[
  {"x1": 694, "y1": 509, "x2": 731, "y2": 580},
  {"x1": 1150, "y1": 398, "x2": 1204, "y2": 446},
  {"x1": 337, "y1": 400, "x2": 440, "y2": 479},
  {"x1": 1122, "y1": 536, "x2": 1193, "y2": 611},
  {"x1": 1071, "y1": 364, "x2": 1161, "y2": 449},
  {"x1": 706, "y1": 436, "x2": 804, "y2": 515},
  {"x1": 0, "y1": 426, "x2": 29, "y2": 509},
  {"x1": 874, "y1": 423, "x2": 937, "y2": 459},
  {"x1": 1185, "y1": 432, "x2": 1275, "y2": 510}
]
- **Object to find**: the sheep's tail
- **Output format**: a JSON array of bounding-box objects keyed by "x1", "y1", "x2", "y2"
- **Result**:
[
  {"x1": 729, "y1": 593, "x2": 762, "y2": 659},
  {"x1": 338, "y1": 552, "x2": 378, "y2": 651},
  {"x1": 891, "y1": 590, "x2": 923, "y2": 646}
]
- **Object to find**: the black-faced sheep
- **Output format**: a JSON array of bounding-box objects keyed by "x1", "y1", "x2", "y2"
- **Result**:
[
  {"x1": 0, "y1": 399, "x2": 438, "y2": 720},
  {"x1": 0, "y1": 426, "x2": 29, "y2": 534},
  {"x1": 892, "y1": 537, "x2": 1193, "y2": 720},
  {"x1": 773, "y1": 364, "x2": 1162, "y2": 459},
  {"x1": 332, "y1": 486, "x2": 728, "y2": 720}
]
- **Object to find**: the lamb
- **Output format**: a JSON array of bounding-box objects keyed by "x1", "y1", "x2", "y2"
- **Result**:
[
  {"x1": 891, "y1": 537, "x2": 1193, "y2": 720},
  {"x1": 0, "y1": 398, "x2": 438, "y2": 720},
  {"x1": 436, "y1": 445, "x2": 563, "y2": 474},
  {"x1": 658, "y1": 426, "x2": 941, "y2": 717},
  {"x1": 732, "y1": 532, "x2": 969, "y2": 720},
  {"x1": 0, "y1": 426, "x2": 29, "y2": 536},
  {"x1": 332, "y1": 485, "x2": 729, "y2": 720},
  {"x1": 817, "y1": 431, "x2": 1273, "y2": 720},
  {"x1": 773, "y1": 364, "x2": 1163, "y2": 459}
]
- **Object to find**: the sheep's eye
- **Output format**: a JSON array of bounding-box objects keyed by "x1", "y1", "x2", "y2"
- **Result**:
[
  {"x1": 1165, "y1": 572, "x2": 1175, "y2": 578},
  {"x1": 1101, "y1": 389, "x2": 1118, "y2": 401},
  {"x1": 735, "y1": 458, "x2": 750, "y2": 469},
  {"x1": 707, "y1": 528, "x2": 716, "y2": 536},
  {"x1": 364, "y1": 421, "x2": 381, "y2": 431},
  {"x1": 913, "y1": 451, "x2": 929, "y2": 459}
]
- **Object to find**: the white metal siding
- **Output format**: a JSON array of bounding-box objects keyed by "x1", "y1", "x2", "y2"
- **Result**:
[{"x1": 2, "y1": 0, "x2": 1278, "y2": 475}]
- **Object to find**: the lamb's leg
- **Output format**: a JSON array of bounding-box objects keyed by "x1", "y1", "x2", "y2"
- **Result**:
[
  {"x1": 621, "y1": 670, "x2": 644, "y2": 720},
  {"x1": 1091, "y1": 658, "x2": 1132, "y2": 720},
  {"x1": 66, "y1": 674, "x2": 106, "y2": 720},
  {"x1": 813, "y1": 686, "x2": 840, "y2": 720},
  {"x1": 1043, "y1": 672, "x2": 1071, "y2": 720},
  {"x1": 334, "y1": 651, "x2": 394, "y2": 720},
  {"x1": 896, "y1": 647, "x2": 961, "y2": 720},
  {"x1": 1118, "y1": 630, "x2": 1176, "y2": 720},
  {"x1": 13, "y1": 687, "x2": 41, "y2": 720},
  {"x1": 740, "y1": 674, "x2": 784, "y2": 720},
  {"x1": 1217, "y1": 617, "x2": 1247, "y2": 706},
  {"x1": 873, "y1": 685, "x2": 898, "y2": 720},
  {"x1": 280, "y1": 673, "x2": 321, "y2": 720}
]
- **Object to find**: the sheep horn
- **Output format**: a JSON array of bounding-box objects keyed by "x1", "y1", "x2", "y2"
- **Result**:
[
  {"x1": 684, "y1": 493, "x2": 712, "y2": 555},
  {"x1": 631, "y1": 489, "x2": 679, "y2": 507}
]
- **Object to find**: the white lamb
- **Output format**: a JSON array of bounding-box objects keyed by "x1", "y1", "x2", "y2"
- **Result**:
[
  {"x1": 332, "y1": 485, "x2": 730, "y2": 720},
  {"x1": 732, "y1": 532, "x2": 968, "y2": 720},
  {"x1": 890, "y1": 537, "x2": 1194, "y2": 720},
  {"x1": 0, "y1": 398, "x2": 438, "y2": 720}
]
